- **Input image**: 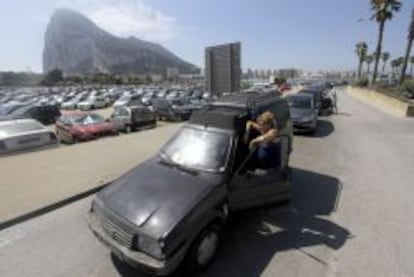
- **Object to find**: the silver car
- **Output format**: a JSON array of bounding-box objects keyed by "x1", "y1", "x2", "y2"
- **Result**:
[{"x1": 0, "y1": 119, "x2": 58, "y2": 155}]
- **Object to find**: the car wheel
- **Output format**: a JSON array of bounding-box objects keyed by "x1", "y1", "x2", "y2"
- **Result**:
[
  {"x1": 91, "y1": 105, "x2": 95, "y2": 110},
  {"x1": 186, "y1": 223, "x2": 222, "y2": 272},
  {"x1": 72, "y1": 136, "x2": 79, "y2": 144},
  {"x1": 125, "y1": 125, "x2": 132, "y2": 133}
]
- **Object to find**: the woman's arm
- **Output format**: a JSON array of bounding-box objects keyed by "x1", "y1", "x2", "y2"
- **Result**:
[{"x1": 249, "y1": 129, "x2": 279, "y2": 149}]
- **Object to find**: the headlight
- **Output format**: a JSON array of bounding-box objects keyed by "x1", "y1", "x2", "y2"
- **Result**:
[{"x1": 137, "y1": 234, "x2": 164, "y2": 259}]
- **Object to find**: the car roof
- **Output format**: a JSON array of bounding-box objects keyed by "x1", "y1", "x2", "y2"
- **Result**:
[
  {"x1": 211, "y1": 91, "x2": 283, "y2": 110},
  {"x1": 189, "y1": 106, "x2": 246, "y2": 132}
]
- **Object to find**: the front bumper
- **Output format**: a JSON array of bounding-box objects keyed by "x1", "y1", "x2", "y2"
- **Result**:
[{"x1": 87, "y1": 211, "x2": 186, "y2": 276}]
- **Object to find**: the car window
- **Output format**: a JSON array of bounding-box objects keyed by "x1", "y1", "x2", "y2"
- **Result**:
[{"x1": 119, "y1": 109, "x2": 129, "y2": 116}]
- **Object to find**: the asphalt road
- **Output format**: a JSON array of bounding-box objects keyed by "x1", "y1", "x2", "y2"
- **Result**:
[{"x1": 1, "y1": 87, "x2": 414, "y2": 277}]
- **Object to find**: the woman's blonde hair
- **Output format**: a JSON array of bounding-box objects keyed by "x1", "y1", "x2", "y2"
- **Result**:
[{"x1": 257, "y1": 111, "x2": 275, "y2": 126}]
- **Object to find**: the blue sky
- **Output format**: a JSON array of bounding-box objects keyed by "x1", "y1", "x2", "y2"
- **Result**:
[{"x1": 0, "y1": 0, "x2": 412, "y2": 72}]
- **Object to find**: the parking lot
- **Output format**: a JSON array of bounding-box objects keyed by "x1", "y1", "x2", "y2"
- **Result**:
[{"x1": 1, "y1": 87, "x2": 414, "y2": 277}]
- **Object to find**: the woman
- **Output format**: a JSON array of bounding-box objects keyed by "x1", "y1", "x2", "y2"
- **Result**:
[{"x1": 243, "y1": 111, "x2": 281, "y2": 170}]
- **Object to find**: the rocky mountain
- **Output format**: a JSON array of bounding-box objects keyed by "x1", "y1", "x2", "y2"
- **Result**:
[{"x1": 43, "y1": 9, "x2": 199, "y2": 75}]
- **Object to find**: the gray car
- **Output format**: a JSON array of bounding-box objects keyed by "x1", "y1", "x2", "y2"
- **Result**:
[
  {"x1": 0, "y1": 119, "x2": 58, "y2": 155},
  {"x1": 286, "y1": 94, "x2": 318, "y2": 133},
  {"x1": 88, "y1": 92, "x2": 293, "y2": 275},
  {"x1": 110, "y1": 106, "x2": 157, "y2": 133}
]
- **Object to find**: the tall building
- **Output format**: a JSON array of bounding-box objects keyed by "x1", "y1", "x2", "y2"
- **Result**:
[{"x1": 205, "y1": 42, "x2": 241, "y2": 95}]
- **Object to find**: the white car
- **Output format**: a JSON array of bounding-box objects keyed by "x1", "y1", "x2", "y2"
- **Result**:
[
  {"x1": 78, "y1": 97, "x2": 107, "y2": 110},
  {"x1": 0, "y1": 119, "x2": 58, "y2": 155}
]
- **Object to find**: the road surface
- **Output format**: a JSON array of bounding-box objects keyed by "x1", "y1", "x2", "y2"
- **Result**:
[{"x1": 1, "y1": 87, "x2": 414, "y2": 277}]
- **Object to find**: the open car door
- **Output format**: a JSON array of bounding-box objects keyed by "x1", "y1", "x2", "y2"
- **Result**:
[{"x1": 228, "y1": 136, "x2": 291, "y2": 211}]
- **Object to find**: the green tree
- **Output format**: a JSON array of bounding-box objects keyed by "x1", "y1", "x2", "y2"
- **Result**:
[
  {"x1": 399, "y1": 8, "x2": 414, "y2": 84},
  {"x1": 41, "y1": 68, "x2": 63, "y2": 86},
  {"x1": 381, "y1": 52, "x2": 390, "y2": 74},
  {"x1": 355, "y1": 41, "x2": 368, "y2": 78},
  {"x1": 365, "y1": 55, "x2": 374, "y2": 76},
  {"x1": 370, "y1": 0, "x2": 402, "y2": 84}
]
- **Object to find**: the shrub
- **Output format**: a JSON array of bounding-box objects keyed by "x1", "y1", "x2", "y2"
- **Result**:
[
  {"x1": 401, "y1": 80, "x2": 414, "y2": 94},
  {"x1": 355, "y1": 78, "x2": 369, "y2": 87}
]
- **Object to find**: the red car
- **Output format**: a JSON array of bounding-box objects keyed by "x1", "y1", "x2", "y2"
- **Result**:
[
  {"x1": 56, "y1": 112, "x2": 118, "y2": 143},
  {"x1": 279, "y1": 82, "x2": 292, "y2": 93}
]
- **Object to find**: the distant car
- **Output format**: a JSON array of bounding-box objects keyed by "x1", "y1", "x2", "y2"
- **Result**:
[
  {"x1": 141, "y1": 92, "x2": 157, "y2": 106},
  {"x1": 110, "y1": 106, "x2": 157, "y2": 133},
  {"x1": 278, "y1": 83, "x2": 292, "y2": 92},
  {"x1": 78, "y1": 96, "x2": 108, "y2": 110},
  {"x1": 113, "y1": 94, "x2": 142, "y2": 108},
  {"x1": 2, "y1": 104, "x2": 61, "y2": 125},
  {"x1": 0, "y1": 103, "x2": 28, "y2": 116},
  {"x1": 286, "y1": 94, "x2": 318, "y2": 133},
  {"x1": 0, "y1": 119, "x2": 58, "y2": 155},
  {"x1": 298, "y1": 88, "x2": 323, "y2": 114},
  {"x1": 153, "y1": 98, "x2": 193, "y2": 121},
  {"x1": 55, "y1": 112, "x2": 117, "y2": 144},
  {"x1": 61, "y1": 96, "x2": 86, "y2": 110}
]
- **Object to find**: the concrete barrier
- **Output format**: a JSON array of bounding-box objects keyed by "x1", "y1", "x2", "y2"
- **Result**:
[{"x1": 347, "y1": 87, "x2": 414, "y2": 117}]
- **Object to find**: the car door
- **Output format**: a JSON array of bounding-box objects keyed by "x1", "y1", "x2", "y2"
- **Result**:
[{"x1": 227, "y1": 139, "x2": 291, "y2": 211}]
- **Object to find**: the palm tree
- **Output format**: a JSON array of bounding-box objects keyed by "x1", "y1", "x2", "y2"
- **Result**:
[
  {"x1": 391, "y1": 59, "x2": 398, "y2": 76},
  {"x1": 399, "y1": 8, "x2": 414, "y2": 84},
  {"x1": 365, "y1": 55, "x2": 374, "y2": 76},
  {"x1": 355, "y1": 42, "x2": 368, "y2": 78},
  {"x1": 381, "y1": 52, "x2": 390, "y2": 75},
  {"x1": 370, "y1": 0, "x2": 402, "y2": 84},
  {"x1": 410, "y1": 56, "x2": 414, "y2": 76}
]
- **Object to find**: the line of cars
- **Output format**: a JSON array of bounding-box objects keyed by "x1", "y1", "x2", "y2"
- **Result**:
[{"x1": 286, "y1": 82, "x2": 337, "y2": 134}]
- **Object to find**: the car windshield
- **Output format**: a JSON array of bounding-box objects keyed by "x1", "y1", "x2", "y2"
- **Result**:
[
  {"x1": 72, "y1": 114, "x2": 105, "y2": 125},
  {"x1": 160, "y1": 127, "x2": 231, "y2": 172},
  {"x1": 0, "y1": 121, "x2": 43, "y2": 138},
  {"x1": 288, "y1": 98, "x2": 313, "y2": 109}
]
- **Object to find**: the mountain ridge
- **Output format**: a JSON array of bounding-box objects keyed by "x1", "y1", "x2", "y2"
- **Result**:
[{"x1": 43, "y1": 9, "x2": 199, "y2": 75}]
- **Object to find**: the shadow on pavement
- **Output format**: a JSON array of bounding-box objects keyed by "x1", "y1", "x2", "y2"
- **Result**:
[
  {"x1": 111, "y1": 168, "x2": 350, "y2": 277},
  {"x1": 312, "y1": 120, "x2": 335, "y2": 138}
]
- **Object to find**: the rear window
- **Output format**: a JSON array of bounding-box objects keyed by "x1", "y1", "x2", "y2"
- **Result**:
[{"x1": 0, "y1": 121, "x2": 44, "y2": 138}]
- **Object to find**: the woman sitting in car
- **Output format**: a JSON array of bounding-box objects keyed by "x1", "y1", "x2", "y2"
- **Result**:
[{"x1": 243, "y1": 111, "x2": 281, "y2": 170}]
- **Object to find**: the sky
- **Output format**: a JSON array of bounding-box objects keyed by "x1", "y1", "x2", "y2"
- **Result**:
[{"x1": 0, "y1": 0, "x2": 412, "y2": 73}]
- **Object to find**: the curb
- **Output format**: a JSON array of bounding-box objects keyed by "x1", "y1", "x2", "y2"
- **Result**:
[
  {"x1": 347, "y1": 86, "x2": 414, "y2": 117},
  {"x1": 0, "y1": 183, "x2": 109, "y2": 231}
]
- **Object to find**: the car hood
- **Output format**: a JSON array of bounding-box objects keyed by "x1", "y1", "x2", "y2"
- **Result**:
[
  {"x1": 290, "y1": 108, "x2": 315, "y2": 120},
  {"x1": 98, "y1": 157, "x2": 221, "y2": 239}
]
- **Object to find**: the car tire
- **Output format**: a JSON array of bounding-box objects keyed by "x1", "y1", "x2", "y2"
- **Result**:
[
  {"x1": 185, "y1": 223, "x2": 222, "y2": 273},
  {"x1": 72, "y1": 136, "x2": 79, "y2": 144},
  {"x1": 125, "y1": 125, "x2": 132, "y2": 133},
  {"x1": 91, "y1": 105, "x2": 95, "y2": 110}
]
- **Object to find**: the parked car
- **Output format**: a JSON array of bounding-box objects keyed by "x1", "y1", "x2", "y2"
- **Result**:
[
  {"x1": 113, "y1": 94, "x2": 142, "y2": 107},
  {"x1": 61, "y1": 96, "x2": 86, "y2": 110},
  {"x1": 78, "y1": 96, "x2": 108, "y2": 110},
  {"x1": 298, "y1": 88, "x2": 323, "y2": 114},
  {"x1": 153, "y1": 98, "x2": 193, "y2": 121},
  {"x1": 286, "y1": 94, "x2": 318, "y2": 133},
  {"x1": 110, "y1": 106, "x2": 156, "y2": 133},
  {"x1": 0, "y1": 102, "x2": 28, "y2": 116},
  {"x1": 0, "y1": 119, "x2": 58, "y2": 155},
  {"x1": 55, "y1": 112, "x2": 117, "y2": 143},
  {"x1": 1, "y1": 104, "x2": 61, "y2": 125},
  {"x1": 88, "y1": 92, "x2": 293, "y2": 276}
]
